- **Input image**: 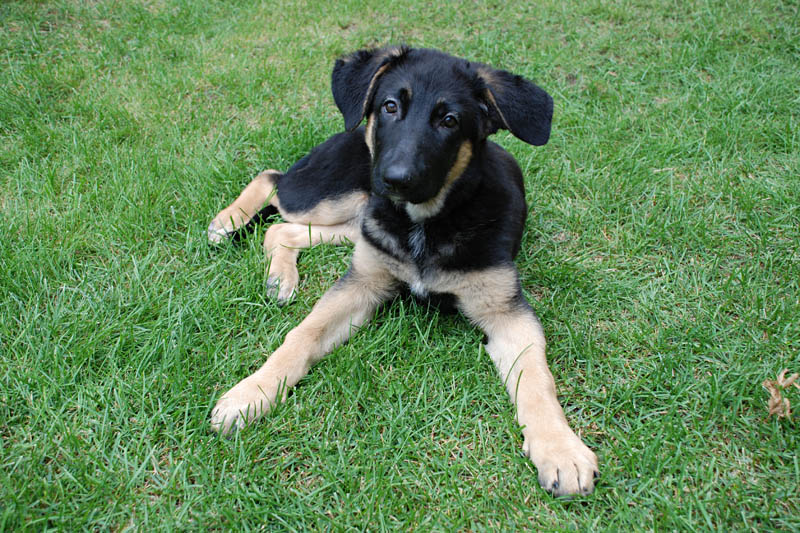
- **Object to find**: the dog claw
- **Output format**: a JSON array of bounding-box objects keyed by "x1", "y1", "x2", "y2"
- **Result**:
[
  {"x1": 526, "y1": 433, "x2": 598, "y2": 497},
  {"x1": 265, "y1": 276, "x2": 296, "y2": 304},
  {"x1": 207, "y1": 221, "x2": 231, "y2": 244}
]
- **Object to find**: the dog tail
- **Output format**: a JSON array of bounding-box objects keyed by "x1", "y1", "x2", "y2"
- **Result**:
[{"x1": 230, "y1": 204, "x2": 279, "y2": 243}]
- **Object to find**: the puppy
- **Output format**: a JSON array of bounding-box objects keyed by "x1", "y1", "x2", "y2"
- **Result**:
[{"x1": 208, "y1": 46, "x2": 598, "y2": 497}]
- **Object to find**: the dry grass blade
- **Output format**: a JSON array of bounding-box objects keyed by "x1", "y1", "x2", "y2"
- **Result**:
[{"x1": 763, "y1": 369, "x2": 800, "y2": 419}]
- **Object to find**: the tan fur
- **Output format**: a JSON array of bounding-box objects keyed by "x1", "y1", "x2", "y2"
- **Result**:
[
  {"x1": 476, "y1": 67, "x2": 512, "y2": 133},
  {"x1": 476, "y1": 66, "x2": 498, "y2": 86},
  {"x1": 405, "y1": 141, "x2": 472, "y2": 222},
  {"x1": 212, "y1": 234, "x2": 598, "y2": 495},
  {"x1": 482, "y1": 88, "x2": 512, "y2": 134},
  {"x1": 207, "y1": 169, "x2": 281, "y2": 243},
  {"x1": 377, "y1": 45, "x2": 405, "y2": 62},
  {"x1": 452, "y1": 267, "x2": 597, "y2": 496},
  {"x1": 280, "y1": 191, "x2": 368, "y2": 226},
  {"x1": 208, "y1": 173, "x2": 366, "y2": 244},
  {"x1": 209, "y1": 170, "x2": 366, "y2": 299},
  {"x1": 364, "y1": 114, "x2": 376, "y2": 157},
  {"x1": 467, "y1": 301, "x2": 597, "y2": 495},
  {"x1": 262, "y1": 191, "x2": 366, "y2": 301},
  {"x1": 353, "y1": 238, "x2": 518, "y2": 303},
  {"x1": 210, "y1": 51, "x2": 596, "y2": 496},
  {"x1": 362, "y1": 63, "x2": 393, "y2": 120},
  {"x1": 210, "y1": 238, "x2": 396, "y2": 434},
  {"x1": 263, "y1": 221, "x2": 362, "y2": 301},
  {"x1": 357, "y1": 47, "x2": 406, "y2": 121}
]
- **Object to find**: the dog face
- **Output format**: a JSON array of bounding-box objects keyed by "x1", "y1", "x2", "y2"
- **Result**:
[
  {"x1": 366, "y1": 57, "x2": 488, "y2": 203},
  {"x1": 332, "y1": 47, "x2": 554, "y2": 205}
]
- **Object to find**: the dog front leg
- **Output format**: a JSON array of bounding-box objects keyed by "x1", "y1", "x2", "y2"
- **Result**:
[
  {"x1": 478, "y1": 308, "x2": 598, "y2": 496},
  {"x1": 476, "y1": 310, "x2": 597, "y2": 496},
  {"x1": 210, "y1": 253, "x2": 396, "y2": 435},
  {"x1": 453, "y1": 269, "x2": 598, "y2": 497}
]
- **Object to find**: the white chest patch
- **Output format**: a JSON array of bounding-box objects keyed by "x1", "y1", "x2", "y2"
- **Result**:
[
  {"x1": 409, "y1": 280, "x2": 428, "y2": 297},
  {"x1": 408, "y1": 223, "x2": 426, "y2": 261}
]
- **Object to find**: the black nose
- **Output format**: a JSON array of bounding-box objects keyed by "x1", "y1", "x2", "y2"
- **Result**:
[{"x1": 382, "y1": 165, "x2": 413, "y2": 191}]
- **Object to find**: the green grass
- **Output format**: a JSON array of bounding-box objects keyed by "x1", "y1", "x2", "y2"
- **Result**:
[{"x1": 1, "y1": 0, "x2": 798, "y2": 530}]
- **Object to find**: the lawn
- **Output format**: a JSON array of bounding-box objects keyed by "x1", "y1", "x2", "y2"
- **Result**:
[{"x1": 1, "y1": 0, "x2": 798, "y2": 530}]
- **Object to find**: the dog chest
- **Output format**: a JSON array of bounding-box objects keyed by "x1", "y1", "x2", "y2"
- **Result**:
[{"x1": 408, "y1": 223, "x2": 426, "y2": 261}]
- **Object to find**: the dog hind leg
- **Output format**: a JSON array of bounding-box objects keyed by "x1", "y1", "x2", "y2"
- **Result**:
[
  {"x1": 263, "y1": 221, "x2": 362, "y2": 302},
  {"x1": 208, "y1": 169, "x2": 281, "y2": 243}
]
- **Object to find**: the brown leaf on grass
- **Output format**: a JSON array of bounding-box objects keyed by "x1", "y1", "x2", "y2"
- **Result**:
[{"x1": 762, "y1": 369, "x2": 799, "y2": 419}]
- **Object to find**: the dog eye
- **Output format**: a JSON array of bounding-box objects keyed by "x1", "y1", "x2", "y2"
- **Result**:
[
  {"x1": 442, "y1": 114, "x2": 458, "y2": 128},
  {"x1": 383, "y1": 100, "x2": 398, "y2": 114}
]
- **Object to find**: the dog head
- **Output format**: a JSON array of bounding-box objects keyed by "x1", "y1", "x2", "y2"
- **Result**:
[{"x1": 331, "y1": 46, "x2": 553, "y2": 205}]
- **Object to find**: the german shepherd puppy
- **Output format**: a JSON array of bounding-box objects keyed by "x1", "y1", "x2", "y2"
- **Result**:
[{"x1": 208, "y1": 46, "x2": 598, "y2": 496}]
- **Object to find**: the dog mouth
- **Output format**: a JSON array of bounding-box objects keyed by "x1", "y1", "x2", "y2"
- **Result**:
[
  {"x1": 374, "y1": 186, "x2": 431, "y2": 206},
  {"x1": 375, "y1": 183, "x2": 444, "y2": 207},
  {"x1": 373, "y1": 187, "x2": 408, "y2": 202}
]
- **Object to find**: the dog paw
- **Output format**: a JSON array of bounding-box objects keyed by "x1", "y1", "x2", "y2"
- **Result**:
[
  {"x1": 524, "y1": 432, "x2": 599, "y2": 497},
  {"x1": 265, "y1": 276, "x2": 296, "y2": 303},
  {"x1": 265, "y1": 266, "x2": 299, "y2": 303},
  {"x1": 210, "y1": 376, "x2": 275, "y2": 436},
  {"x1": 207, "y1": 219, "x2": 232, "y2": 244},
  {"x1": 208, "y1": 209, "x2": 250, "y2": 244}
]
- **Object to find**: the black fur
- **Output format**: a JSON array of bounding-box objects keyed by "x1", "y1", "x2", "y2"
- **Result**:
[
  {"x1": 331, "y1": 46, "x2": 411, "y2": 131},
  {"x1": 269, "y1": 46, "x2": 551, "y2": 301},
  {"x1": 230, "y1": 204, "x2": 279, "y2": 243},
  {"x1": 276, "y1": 128, "x2": 371, "y2": 215},
  {"x1": 361, "y1": 142, "x2": 527, "y2": 272},
  {"x1": 478, "y1": 67, "x2": 554, "y2": 146}
]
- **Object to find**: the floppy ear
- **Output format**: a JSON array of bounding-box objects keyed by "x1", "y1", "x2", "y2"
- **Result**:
[
  {"x1": 331, "y1": 46, "x2": 409, "y2": 131},
  {"x1": 477, "y1": 67, "x2": 553, "y2": 146}
]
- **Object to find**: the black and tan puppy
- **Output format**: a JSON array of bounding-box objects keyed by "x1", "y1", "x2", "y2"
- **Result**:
[{"x1": 208, "y1": 46, "x2": 599, "y2": 497}]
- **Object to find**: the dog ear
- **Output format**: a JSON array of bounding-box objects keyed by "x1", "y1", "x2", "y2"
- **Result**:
[
  {"x1": 331, "y1": 46, "x2": 409, "y2": 131},
  {"x1": 477, "y1": 66, "x2": 553, "y2": 146}
]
